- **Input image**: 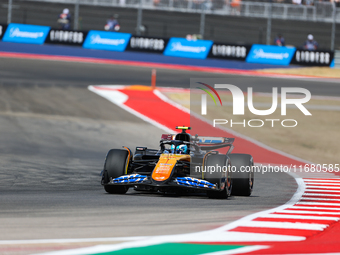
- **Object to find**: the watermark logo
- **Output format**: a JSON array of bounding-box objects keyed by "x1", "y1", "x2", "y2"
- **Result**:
[
  {"x1": 197, "y1": 83, "x2": 311, "y2": 128},
  {"x1": 197, "y1": 82, "x2": 222, "y2": 115}
]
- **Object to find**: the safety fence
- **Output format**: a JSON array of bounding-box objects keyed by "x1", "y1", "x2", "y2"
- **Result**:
[
  {"x1": 2, "y1": 0, "x2": 340, "y2": 49},
  {"x1": 0, "y1": 23, "x2": 335, "y2": 67},
  {"x1": 26, "y1": 0, "x2": 340, "y2": 23}
]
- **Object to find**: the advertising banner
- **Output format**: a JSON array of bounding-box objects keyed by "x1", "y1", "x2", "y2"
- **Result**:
[
  {"x1": 45, "y1": 29, "x2": 87, "y2": 46},
  {"x1": 163, "y1": 38, "x2": 213, "y2": 59},
  {"x1": 0, "y1": 24, "x2": 8, "y2": 40},
  {"x1": 291, "y1": 49, "x2": 334, "y2": 66},
  {"x1": 208, "y1": 42, "x2": 251, "y2": 61},
  {"x1": 83, "y1": 30, "x2": 131, "y2": 52},
  {"x1": 246, "y1": 44, "x2": 296, "y2": 65},
  {"x1": 2, "y1": 23, "x2": 50, "y2": 44},
  {"x1": 126, "y1": 35, "x2": 168, "y2": 53}
]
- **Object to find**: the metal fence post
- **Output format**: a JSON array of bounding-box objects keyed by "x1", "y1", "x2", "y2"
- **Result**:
[
  {"x1": 266, "y1": 1, "x2": 272, "y2": 45},
  {"x1": 136, "y1": 0, "x2": 143, "y2": 35},
  {"x1": 334, "y1": 50, "x2": 340, "y2": 68},
  {"x1": 7, "y1": 0, "x2": 12, "y2": 24},
  {"x1": 331, "y1": 2, "x2": 336, "y2": 51},
  {"x1": 74, "y1": 0, "x2": 80, "y2": 30},
  {"x1": 200, "y1": 4, "x2": 206, "y2": 39}
]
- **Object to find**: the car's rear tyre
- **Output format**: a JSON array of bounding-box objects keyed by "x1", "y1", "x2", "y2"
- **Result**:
[
  {"x1": 103, "y1": 149, "x2": 130, "y2": 194},
  {"x1": 204, "y1": 154, "x2": 232, "y2": 199},
  {"x1": 230, "y1": 153, "x2": 254, "y2": 196}
]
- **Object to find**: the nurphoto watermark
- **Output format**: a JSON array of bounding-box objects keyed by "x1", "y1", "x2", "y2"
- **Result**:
[
  {"x1": 195, "y1": 164, "x2": 340, "y2": 175},
  {"x1": 193, "y1": 80, "x2": 312, "y2": 128}
]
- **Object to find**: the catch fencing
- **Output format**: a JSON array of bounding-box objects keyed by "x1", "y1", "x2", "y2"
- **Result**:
[
  {"x1": 0, "y1": 22, "x2": 335, "y2": 66},
  {"x1": 2, "y1": 0, "x2": 340, "y2": 49}
]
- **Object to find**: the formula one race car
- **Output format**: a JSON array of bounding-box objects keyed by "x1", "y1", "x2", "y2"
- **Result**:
[{"x1": 101, "y1": 126, "x2": 254, "y2": 199}]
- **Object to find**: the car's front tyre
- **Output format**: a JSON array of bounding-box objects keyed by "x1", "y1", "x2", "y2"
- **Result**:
[{"x1": 102, "y1": 149, "x2": 130, "y2": 194}]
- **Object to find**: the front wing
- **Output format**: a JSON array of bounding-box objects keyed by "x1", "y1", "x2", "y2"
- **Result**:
[{"x1": 108, "y1": 174, "x2": 218, "y2": 191}]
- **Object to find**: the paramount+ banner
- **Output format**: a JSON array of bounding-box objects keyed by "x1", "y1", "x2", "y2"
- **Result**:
[
  {"x1": 246, "y1": 44, "x2": 296, "y2": 65},
  {"x1": 245, "y1": 44, "x2": 334, "y2": 67},
  {"x1": 2, "y1": 23, "x2": 50, "y2": 44},
  {"x1": 83, "y1": 30, "x2": 131, "y2": 52},
  {"x1": 163, "y1": 37, "x2": 213, "y2": 59}
]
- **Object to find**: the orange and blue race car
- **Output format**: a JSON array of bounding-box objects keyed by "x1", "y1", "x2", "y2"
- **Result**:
[{"x1": 101, "y1": 126, "x2": 254, "y2": 199}]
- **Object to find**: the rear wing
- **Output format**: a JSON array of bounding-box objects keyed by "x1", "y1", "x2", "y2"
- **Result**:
[
  {"x1": 195, "y1": 136, "x2": 234, "y2": 144},
  {"x1": 161, "y1": 134, "x2": 234, "y2": 153},
  {"x1": 161, "y1": 134, "x2": 234, "y2": 143},
  {"x1": 194, "y1": 136, "x2": 234, "y2": 153}
]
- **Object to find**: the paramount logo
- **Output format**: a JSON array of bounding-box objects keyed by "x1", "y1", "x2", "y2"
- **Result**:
[
  {"x1": 9, "y1": 28, "x2": 44, "y2": 39},
  {"x1": 90, "y1": 35, "x2": 125, "y2": 46},
  {"x1": 253, "y1": 49, "x2": 289, "y2": 60},
  {"x1": 171, "y1": 42, "x2": 206, "y2": 53}
]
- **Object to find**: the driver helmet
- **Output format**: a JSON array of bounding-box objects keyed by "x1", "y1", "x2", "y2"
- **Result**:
[{"x1": 176, "y1": 144, "x2": 188, "y2": 154}]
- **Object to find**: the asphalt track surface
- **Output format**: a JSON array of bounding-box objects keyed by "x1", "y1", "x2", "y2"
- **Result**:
[
  {"x1": 1, "y1": 57, "x2": 340, "y2": 96},
  {"x1": 0, "y1": 56, "x2": 331, "y2": 253}
]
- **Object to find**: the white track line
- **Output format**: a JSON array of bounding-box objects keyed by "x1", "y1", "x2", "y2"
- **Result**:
[
  {"x1": 182, "y1": 231, "x2": 305, "y2": 242},
  {"x1": 292, "y1": 206, "x2": 340, "y2": 211},
  {"x1": 34, "y1": 241, "x2": 269, "y2": 255},
  {"x1": 260, "y1": 214, "x2": 339, "y2": 220},
  {"x1": 284, "y1": 253, "x2": 340, "y2": 255},
  {"x1": 237, "y1": 221, "x2": 328, "y2": 231},
  {"x1": 306, "y1": 183, "x2": 340, "y2": 186},
  {"x1": 153, "y1": 89, "x2": 190, "y2": 114},
  {"x1": 0, "y1": 236, "x2": 147, "y2": 245},
  {"x1": 276, "y1": 210, "x2": 340, "y2": 215},
  {"x1": 304, "y1": 179, "x2": 340, "y2": 183},
  {"x1": 202, "y1": 245, "x2": 269, "y2": 255},
  {"x1": 88, "y1": 86, "x2": 175, "y2": 133},
  {"x1": 306, "y1": 182, "x2": 340, "y2": 185},
  {"x1": 301, "y1": 197, "x2": 340, "y2": 201},
  {"x1": 32, "y1": 232, "x2": 300, "y2": 255},
  {"x1": 298, "y1": 202, "x2": 340, "y2": 206},
  {"x1": 214, "y1": 178, "x2": 306, "y2": 233},
  {"x1": 305, "y1": 186, "x2": 340, "y2": 190},
  {"x1": 304, "y1": 193, "x2": 340, "y2": 197},
  {"x1": 299, "y1": 176, "x2": 340, "y2": 179},
  {"x1": 305, "y1": 189, "x2": 340, "y2": 193}
]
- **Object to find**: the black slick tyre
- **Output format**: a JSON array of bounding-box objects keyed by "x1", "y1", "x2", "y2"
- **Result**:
[
  {"x1": 204, "y1": 154, "x2": 232, "y2": 199},
  {"x1": 103, "y1": 149, "x2": 129, "y2": 194},
  {"x1": 230, "y1": 153, "x2": 254, "y2": 196}
]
